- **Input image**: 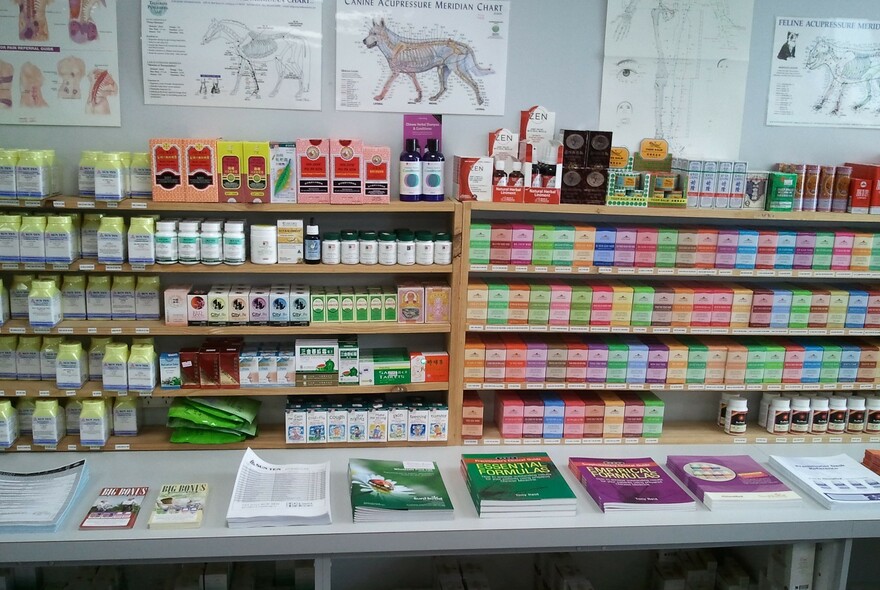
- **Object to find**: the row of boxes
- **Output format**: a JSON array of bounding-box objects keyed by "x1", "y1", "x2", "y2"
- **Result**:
[
  {"x1": 164, "y1": 282, "x2": 450, "y2": 326},
  {"x1": 492, "y1": 390, "x2": 664, "y2": 439},
  {"x1": 469, "y1": 222, "x2": 880, "y2": 271},
  {"x1": 151, "y1": 138, "x2": 391, "y2": 205},
  {"x1": 464, "y1": 334, "x2": 880, "y2": 386},
  {"x1": 284, "y1": 396, "x2": 448, "y2": 444},
  {"x1": 468, "y1": 280, "x2": 880, "y2": 330},
  {"x1": 159, "y1": 338, "x2": 448, "y2": 389},
  {"x1": 673, "y1": 158, "x2": 748, "y2": 209}
]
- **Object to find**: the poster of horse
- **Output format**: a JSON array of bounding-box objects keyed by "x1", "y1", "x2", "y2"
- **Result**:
[
  {"x1": 141, "y1": 0, "x2": 322, "y2": 111},
  {"x1": 335, "y1": 0, "x2": 509, "y2": 116},
  {"x1": 768, "y1": 16, "x2": 880, "y2": 129}
]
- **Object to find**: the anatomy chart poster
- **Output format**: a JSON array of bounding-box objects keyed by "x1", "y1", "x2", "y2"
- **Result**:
[
  {"x1": 141, "y1": 0, "x2": 322, "y2": 111},
  {"x1": 0, "y1": 0, "x2": 120, "y2": 126},
  {"x1": 599, "y1": 0, "x2": 753, "y2": 160},
  {"x1": 767, "y1": 17, "x2": 880, "y2": 129},
  {"x1": 336, "y1": 0, "x2": 509, "y2": 116}
]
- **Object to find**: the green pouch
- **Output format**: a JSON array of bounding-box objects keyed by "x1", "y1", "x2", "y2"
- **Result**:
[{"x1": 169, "y1": 427, "x2": 246, "y2": 444}]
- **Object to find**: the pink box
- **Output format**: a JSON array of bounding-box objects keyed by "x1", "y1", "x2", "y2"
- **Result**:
[
  {"x1": 525, "y1": 341, "x2": 547, "y2": 382},
  {"x1": 510, "y1": 224, "x2": 534, "y2": 265},
  {"x1": 619, "y1": 393, "x2": 645, "y2": 437},
  {"x1": 546, "y1": 340, "x2": 568, "y2": 382},
  {"x1": 564, "y1": 336, "x2": 588, "y2": 382},
  {"x1": 690, "y1": 285, "x2": 714, "y2": 327},
  {"x1": 832, "y1": 232, "x2": 855, "y2": 270},
  {"x1": 866, "y1": 291, "x2": 880, "y2": 328},
  {"x1": 711, "y1": 287, "x2": 733, "y2": 327},
  {"x1": 581, "y1": 394, "x2": 605, "y2": 438},
  {"x1": 590, "y1": 285, "x2": 614, "y2": 326},
  {"x1": 695, "y1": 229, "x2": 719, "y2": 268},
  {"x1": 715, "y1": 230, "x2": 739, "y2": 269},
  {"x1": 363, "y1": 145, "x2": 391, "y2": 204},
  {"x1": 549, "y1": 282, "x2": 572, "y2": 326},
  {"x1": 489, "y1": 223, "x2": 513, "y2": 264},
  {"x1": 330, "y1": 138, "x2": 364, "y2": 204},
  {"x1": 634, "y1": 227, "x2": 658, "y2": 268},
  {"x1": 495, "y1": 392, "x2": 524, "y2": 438},
  {"x1": 794, "y1": 232, "x2": 816, "y2": 269},
  {"x1": 484, "y1": 340, "x2": 507, "y2": 383},
  {"x1": 613, "y1": 228, "x2": 637, "y2": 267},
  {"x1": 296, "y1": 138, "x2": 330, "y2": 203},
  {"x1": 756, "y1": 231, "x2": 778, "y2": 269},
  {"x1": 783, "y1": 342, "x2": 806, "y2": 383},
  {"x1": 587, "y1": 342, "x2": 608, "y2": 383},
  {"x1": 560, "y1": 392, "x2": 585, "y2": 438},
  {"x1": 520, "y1": 393, "x2": 544, "y2": 439},
  {"x1": 503, "y1": 335, "x2": 527, "y2": 383}
]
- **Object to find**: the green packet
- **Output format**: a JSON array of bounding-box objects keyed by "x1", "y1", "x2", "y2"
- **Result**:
[
  {"x1": 167, "y1": 416, "x2": 257, "y2": 438},
  {"x1": 168, "y1": 399, "x2": 248, "y2": 430},
  {"x1": 185, "y1": 396, "x2": 261, "y2": 425},
  {"x1": 169, "y1": 427, "x2": 246, "y2": 444}
]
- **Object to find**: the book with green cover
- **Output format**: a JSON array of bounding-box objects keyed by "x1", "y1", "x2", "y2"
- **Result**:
[
  {"x1": 460, "y1": 453, "x2": 577, "y2": 518},
  {"x1": 148, "y1": 482, "x2": 209, "y2": 529},
  {"x1": 349, "y1": 459, "x2": 453, "y2": 522}
]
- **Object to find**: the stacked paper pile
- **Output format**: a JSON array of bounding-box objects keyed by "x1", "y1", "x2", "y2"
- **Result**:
[
  {"x1": 167, "y1": 397, "x2": 260, "y2": 444},
  {"x1": 863, "y1": 449, "x2": 880, "y2": 475}
]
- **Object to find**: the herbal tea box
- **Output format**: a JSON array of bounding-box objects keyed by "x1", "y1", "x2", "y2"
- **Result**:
[
  {"x1": 242, "y1": 141, "x2": 270, "y2": 203},
  {"x1": 296, "y1": 138, "x2": 330, "y2": 203},
  {"x1": 330, "y1": 138, "x2": 364, "y2": 204},
  {"x1": 295, "y1": 339, "x2": 339, "y2": 374},
  {"x1": 217, "y1": 140, "x2": 245, "y2": 202},
  {"x1": 363, "y1": 146, "x2": 391, "y2": 204},
  {"x1": 269, "y1": 141, "x2": 297, "y2": 203},
  {"x1": 183, "y1": 140, "x2": 219, "y2": 202},
  {"x1": 150, "y1": 138, "x2": 186, "y2": 201}
]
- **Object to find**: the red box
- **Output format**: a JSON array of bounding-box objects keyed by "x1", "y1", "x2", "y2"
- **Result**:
[
  {"x1": 220, "y1": 345, "x2": 241, "y2": 389},
  {"x1": 296, "y1": 138, "x2": 330, "y2": 203},
  {"x1": 198, "y1": 346, "x2": 221, "y2": 388},
  {"x1": 330, "y1": 138, "x2": 364, "y2": 205},
  {"x1": 179, "y1": 347, "x2": 200, "y2": 388}
]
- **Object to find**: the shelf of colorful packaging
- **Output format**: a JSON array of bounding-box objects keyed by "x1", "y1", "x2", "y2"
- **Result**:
[
  {"x1": 0, "y1": 425, "x2": 448, "y2": 453},
  {"x1": 465, "y1": 201, "x2": 880, "y2": 223},
  {"x1": 464, "y1": 381, "x2": 880, "y2": 393},
  {"x1": 468, "y1": 263, "x2": 880, "y2": 280},
  {"x1": 467, "y1": 422, "x2": 880, "y2": 447},
  {"x1": 33, "y1": 196, "x2": 458, "y2": 213},
  {"x1": 0, "y1": 260, "x2": 454, "y2": 274},
  {"x1": 0, "y1": 381, "x2": 450, "y2": 399},
  {"x1": 466, "y1": 324, "x2": 880, "y2": 337},
  {"x1": 0, "y1": 319, "x2": 452, "y2": 336}
]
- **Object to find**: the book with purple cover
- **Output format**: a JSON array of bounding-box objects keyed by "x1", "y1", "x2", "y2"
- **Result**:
[
  {"x1": 568, "y1": 457, "x2": 695, "y2": 512},
  {"x1": 666, "y1": 455, "x2": 801, "y2": 510}
]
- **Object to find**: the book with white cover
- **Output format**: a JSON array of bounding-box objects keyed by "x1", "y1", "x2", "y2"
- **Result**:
[{"x1": 769, "y1": 453, "x2": 880, "y2": 510}]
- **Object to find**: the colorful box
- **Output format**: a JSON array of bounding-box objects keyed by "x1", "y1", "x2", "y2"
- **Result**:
[{"x1": 296, "y1": 138, "x2": 330, "y2": 203}]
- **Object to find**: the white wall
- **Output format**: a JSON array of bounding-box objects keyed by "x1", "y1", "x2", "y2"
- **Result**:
[{"x1": 4, "y1": 0, "x2": 878, "y2": 194}]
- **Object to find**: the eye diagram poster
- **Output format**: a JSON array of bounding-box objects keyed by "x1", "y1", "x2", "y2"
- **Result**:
[
  {"x1": 767, "y1": 17, "x2": 880, "y2": 129},
  {"x1": 0, "y1": 0, "x2": 120, "y2": 126},
  {"x1": 142, "y1": 0, "x2": 322, "y2": 111},
  {"x1": 599, "y1": 0, "x2": 754, "y2": 159},
  {"x1": 336, "y1": 0, "x2": 509, "y2": 116}
]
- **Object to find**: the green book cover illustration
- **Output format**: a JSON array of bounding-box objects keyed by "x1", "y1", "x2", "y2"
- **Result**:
[
  {"x1": 349, "y1": 459, "x2": 453, "y2": 514},
  {"x1": 460, "y1": 453, "x2": 576, "y2": 512}
]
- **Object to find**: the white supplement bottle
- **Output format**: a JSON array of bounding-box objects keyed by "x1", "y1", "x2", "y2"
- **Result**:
[
  {"x1": 378, "y1": 231, "x2": 397, "y2": 265},
  {"x1": 250, "y1": 225, "x2": 278, "y2": 264},
  {"x1": 766, "y1": 397, "x2": 791, "y2": 435},
  {"x1": 828, "y1": 397, "x2": 848, "y2": 434},
  {"x1": 789, "y1": 397, "x2": 811, "y2": 434},
  {"x1": 321, "y1": 232, "x2": 340, "y2": 265},
  {"x1": 155, "y1": 220, "x2": 178, "y2": 264},
  {"x1": 177, "y1": 220, "x2": 201, "y2": 265},
  {"x1": 810, "y1": 397, "x2": 830, "y2": 434},
  {"x1": 434, "y1": 232, "x2": 452, "y2": 265},
  {"x1": 200, "y1": 220, "x2": 223, "y2": 265},
  {"x1": 724, "y1": 397, "x2": 748, "y2": 435},
  {"x1": 223, "y1": 220, "x2": 246, "y2": 265},
  {"x1": 396, "y1": 230, "x2": 416, "y2": 266},
  {"x1": 847, "y1": 396, "x2": 867, "y2": 433}
]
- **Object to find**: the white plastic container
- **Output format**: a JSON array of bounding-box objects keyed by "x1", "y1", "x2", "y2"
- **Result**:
[
  {"x1": 19, "y1": 215, "x2": 47, "y2": 263},
  {"x1": 56, "y1": 341, "x2": 87, "y2": 388},
  {"x1": 155, "y1": 220, "x2": 178, "y2": 264},
  {"x1": 847, "y1": 396, "x2": 867, "y2": 433},
  {"x1": 79, "y1": 398, "x2": 109, "y2": 447},
  {"x1": 0, "y1": 215, "x2": 21, "y2": 263},
  {"x1": 96, "y1": 216, "x2": 127, "y2": 264},
  {"x1": 0, "y1": 399, "x2": 18, "y2": 448},
  {"x1": 810, "y1": 397, "x2": 830, "y2": 434},
  {"x1": 102, "y1": 342, "x2": 129, "y2": 391},
  {"x1": 28, "y1": 279, "x2": 62, "y2": 328},
  {"x1": 200, "y1": 220, "x2": 223, "y2": 265},
  {"x1": 223, "y1": 220, "x2": 246, "y2": 265},
  {"x1": 724, "y1": 397, "x2": 748, "y2": 435},
  {"x1": 250, "y1": 225, "x2": 278, "y2": 264},
  {"x1": 789, "y1": 397, "x2": 811, "y2": 434},
  {"x1": 127, "y1": 217, "x2": 156, "y2": 265},
  {"x1": 177, "y1": 220, "x2": 201, "y2": 265},
  {"x1": 31, "y1": 399, "x2": 65, "y2": 446},
  {"x1": 766, "y1": 397, "x2": 791, "y2": 434}
]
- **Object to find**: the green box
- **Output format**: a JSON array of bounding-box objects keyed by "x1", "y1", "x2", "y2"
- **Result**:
[
  {"x1": 680, "y1": 337, "x2": 707, "y2": 383},
  {"x1": 767, "y1": 172, "x2": 796, "y2": 211},
  {"x1": 631, "y1": 285, "x2": 655, "y2": 327},
  {"x1": 355, "y1": 292, "x2": 369, "y2": 322},
  {"x1": 383, "y1": 289, "x2": 397, "y2": 322},
  {"x1": 338, "y1": 336, "x2": 359, "y2": 385},
  {"x1": 528, "y1": 282, "x2": 551, "y2": 325},
  {"x1": 813, "y1": 232, "x2": 834, "y2": 270},
  {"x1": 310, "y1": 288, "x2": 326, "y2": 323},
  {"x1": 820, "y1": 344, "x2": 842, "y2": 383},
  {"x1": 469, "y1": 222, "x2": 491, "y2": 264},
  {"x1": 639, "y1": 392, "x2": 665, "y2": 437},
  {"x1": 372, "y1": 347, "x2": 411, "y2": 385},
  {"x1": 762, "y1": 341, "x2": 785, "y2": 383},
  {"x1": 487, "y1": 282, "x2": 509, "y2": 325},
  {"x1": 606, "y1": 341, "x2": 629, "y2": 384},
  {"x1": 340, "y1": 289, "x2": 355, "y2": 322},
  {"x1": 551, "y1": 224, "x2": 575, "y2": 266},
  {"x1": 655, "y1": 228, "x2": 678, "y2": 268},
  {"x1": 789, "y1": 288, "x2": 811, "y2": 329},
  {"x1": 531, "y1": 224, "x2": 555, "y2": 266},
  {"x1": 745, "y1": 345, "x2": 766, "y2": 384},
  {"x1": 570, "y1": 285, "x2": 592, "y2": 327}
]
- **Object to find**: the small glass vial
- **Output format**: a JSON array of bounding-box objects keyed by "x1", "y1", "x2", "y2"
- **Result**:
[
  {"x1": 321, "y1": 232, "x2": 340, "y2": 265},
  {"x1": 810, "y1": 397, "x2": 829, "y2": 434},
  {"x1": 724, "y1": 397, "x2": 748, "y2": 435},
  {"x1": 359, "y1": 231, "x2": 378, "y2": 265},
  {"x1": 340, "y1": 230, "x2": 359, "y2": 265},
  {"x1": 304, "y1": 218, "x2": 321, "y2": 264},
  {"x1": 199, "y1": 220, "x2": 223, "y2": 265},
  {"x1": 223, "y1": 220, "x2": 246, "y2": 265},
  {"x1": 396, "y1": 230, "x2": 416, "y2": 265},
  {"x1": 865, "y1": 397, "x2": 880, "y2": 434},
  {"x1": 155, "y1": 220, "x2": 179, "y2": 264},
  {"x1": 31, "y1": 399, "x2": 65, "y2": 446},
  {"x1": 415, "y1": 231, "x2": 434, "y2": 265},
  {"x1": 434, "y1": 232, "x2": 452, "y2": 265},
  {"x1": 378, "y1": 231, "x2": 397, "y2": 265},
  {"x1": 177, "y1": 220, "x2": 201, "y2": 265},
  {"x1": 828, "y1": 397, "x2": 848, "y2": 434},
  {"x1": 766, "y1": 398, "x2": 791, "y2": 434},
  {"x1": 79, "y1": 398, "x2": 109, "y2": 447},
  {"x1": 0, "y1": 399, "x2": 18, "y2": 448},
  {"x1": 789, "y1": 397, "x2": 811, "y2": 434},
  {"x1": 847, "y1": 396, "x2": 867, "y2": 433}
]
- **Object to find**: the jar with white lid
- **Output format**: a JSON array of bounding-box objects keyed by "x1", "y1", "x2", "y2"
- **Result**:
[
  {"x1": 828, "y1": 397, "x2": 848, "y2": 433},
  {"x1": 340, "y1": 230, "x2": 359, "y2": 265},
  {"x1": 250, "y1": 225, "x2": 277, "y2": 264},
  {"x1": 223, "y1": 220, "x2": 246, "y2": 265},
  {"x1": 865, "y1": 397, "x2": 880, "y2": 434},
  {"x1": 415, "y1": 231, "x2": 434, "y2": 265},
  {"x1": 810, "y1": 397, "x2": 829, "y2": 434},
  {"x1": 434, "y1": 232, "x2": 452, "y2": 265},
  {"x1": 359, "y1": 231, "x2": 378, "y2": 265},
  {"x1": 378, "y1": 231, "x2": 397, "y2": 265},
  {"x1": 177, "y1": 220, "x2": 201, "y2": 265},
  {"x1": 847, "y1": 396, "x2": 867, "y2": 433},
  {"x1": 155, "y1": 220, "x2": 178, "y2": 264},
  {"x1": 200, "y1": 220, "x2": 223, "y2": 265}
]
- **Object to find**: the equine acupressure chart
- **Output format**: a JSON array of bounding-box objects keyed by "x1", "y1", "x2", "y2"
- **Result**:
[
  {"x1": 141, "y1": 0, "x2": 322, "y2": 111},
  {"x1": 0, "y1": 0, "x2": 120, "y2": 126},
  {"x1": 335, "y1": 0, "x2": 509, "y2": 116},
  {"x1": 767, "y1": 17, "x2": 880, "y2": 129}
]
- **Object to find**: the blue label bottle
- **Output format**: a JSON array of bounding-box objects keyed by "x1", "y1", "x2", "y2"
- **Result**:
[{"x1": 421, "y1": 138, "x2": 445, "y2": 202}]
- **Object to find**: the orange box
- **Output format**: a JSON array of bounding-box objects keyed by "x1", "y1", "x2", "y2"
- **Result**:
[
  {"x1": 598, "y1": 392, "x2": 625, "y2": 437},
  {"x1": 502, "y1": 334, "x2": 527, "y2": 382},
  {"x1": 150, "y1": 138, "x2": 186, "y2": 201},
  {"x1": 484, "y1": 337, "x2": 506, "y2": 383},
  {"x1": 671, "y1": 287, "x2": 695, "y2": 327},
  {"x1": 731, "y1": 285, "x2": 754, "y2": 328},
  {"x1": 463, "y1": 336, "x2": 486, "y2": 382},
  {"x1": 580, "y1": 393, "x2": 605, "y2": 438},
  {"x1": 461, "y1": 391, "x2": 484, "y2": 439},
  {"x1": 659, "y1": 336, "x2": 688, "y2": 384},
  {"x1": 507, "y1": 281, "x2": 530, "y2": 325},
  {"x1": 467, "y1": 279, "x2": 489, "y2": 325},
  {"x1": 573, "y1": 224, "x2": 596, "y2": 267},
  {"x1": 852, "y1": 233, "x2": 873, "y2": 271},
  {"x1": 722, "y1": 338, "x2": 747, "y2": 384},
  {"x1": 704, "y1": 339, "x2": 729, "y2": 384}
]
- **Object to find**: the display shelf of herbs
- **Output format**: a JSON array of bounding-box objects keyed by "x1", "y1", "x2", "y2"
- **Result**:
[
  {"x1": 154, "y1": 382, "x2": 449, "y2": 398},
  {"x1": 0, "y1": 260, "x2": 453, "y2": 274},
  {"x1": 467, "y1": 263, "x2": 880, "y2": 280},
  {"x1": 463, "y1": 381, "x2": 880, "y2": 393},
  {"x1": 466, "y1": 324, "x2": 880, "y2": 337}
]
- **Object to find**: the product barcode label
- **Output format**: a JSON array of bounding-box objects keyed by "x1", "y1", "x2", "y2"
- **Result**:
[
  {"x1": 16, "y1": 445, "x2": 31, "y2": 451},
  {"x1": 755, "y1": 437, "x2": 768, "y2": 444},
  {"x1": 114, "y1": 444, "x2": 131, "y2": 451},
  {"x1": 65, "y1": 390, "x2": 76, "y2": 396},
  {"x1": 105, "y1": 265, "x2": 122, "y2": 272},
  {"x1": 1, "y1": 264, "x2": 17, "y2": 270},
  {"x1": 38, "y1": 390, "x2": 49, "y2": 397},
  {"x1": 110, "y1": 328, "x2": 122, "y2": 334},
  {"x1": 58, "y1": 328, "x2": 74, "y2": 335},
  {"x1": 52, "y1": 200, "x2": 65, "y2": 208},
  {"x1": 76, "y1": 201, "x2": 95, "y2": 209},
  {"x1": 135, "y1": 327, "x2": 150, "y2": 334},
  {"x1": 78, "y1": 264, "x2": 95, "y2": 271},
  {"x1": 604, "y1": 438, "x2": 622, "y2": 445},
  {"x1": 131, "y1": 202, "x2": 148, "y2": 209},
  {"x1": 106, "y1": 202, "x2": 118, "y2": 208},
  {"x1": 87, "y1": 328, "x2": 98, "y2": 334},
  {"x1": 15, "y1": 390, "x2": 25, "y2": 396}
]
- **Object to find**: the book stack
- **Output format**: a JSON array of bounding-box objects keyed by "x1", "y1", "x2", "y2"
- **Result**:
[
  {"x1": 460, "y1": 452, "x2": 576, "y2": 518},
  {"x1": 665, "y1": 455, "x2": 801, "y2": 510},
  {"x1": 0, "y1": 459, "x2": 89, "y2": 533},
  {"x1": 148, "y1": 483, "x2": 209, "y2": 529},
  {"x1": 863, "y1": 449, "x2": 880, "y2": 475},
  {"x1": 769, "y1": 453, "x2": 880, "y2": 509},
  {"x1": 168, "y1": 397, "x2": 260, "y2": 444},
  {"x1": 80, "y1": 486, "x2": 149, "y2": 530},
  {"x1": 568, "y1": 457, "x2": 695, "y2": 512},
  {"x1": 348, "y1": 458, "x2": 454, "y2": 522}
]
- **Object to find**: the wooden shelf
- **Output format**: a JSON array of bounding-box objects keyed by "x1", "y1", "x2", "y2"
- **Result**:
[
  {"x1": 464, "y1": 381, "x2": 880, "y2": 393},
  {"x1": 0, "y1": 319, "x2": 451, "y2": 336},
  {"x1": 468, "y1": 422, "x2": 880, "y2": 446},
  {"x1": 465, "y1": 201, "x2": 880, "y2": 223},
  {"x1": 42, "y1": 196, "x2": 457, "y2": 213},
  {"x1": 469, "y1": 263, "x2": 878, "y2": 280},
  {"x1": 467, "y1": 324, "x2": 880, "y2": 337},
  {"x1": 1, "y1": 424, "x2": 448, "y2": 453},
  {"x1": 0, "y1": 260, "x2": 452, "y2": 274},
  {"x1": 0, "y1": 381, "x2": 449, "y2": 398}
]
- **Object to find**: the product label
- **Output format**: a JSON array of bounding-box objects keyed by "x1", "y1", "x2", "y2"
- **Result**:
[
  {"x1": 87, "y1": 290, "x2": 111, "y2": 319},
  {"x1": 16, "y1": 166, "x2": 49, "y2": 197},
  {"x1": 178, "y1": 236, "x2": 199, "y2": 262},
  {"x1": 57, "y1": 359, "x2": 85, "y2": 388},
  {"x1": 45, "y1": 232, "x2": 75, "y2": 263},
  {"x1": 19, "y1": 231, "x2": 46, "y2": 262},
  {"x1": 399, "y1": 161, "x2": 422, "y2": 196},
  {"x1": 128, "y1": 234, "x2": 156, "y2": 264},
  {"x1": 62, "y1": 290, "x2": 86, "y2": 319},
  {"x1": 97, "y1": 232, "x2": 125, "y2": 263},
  {"x1": 422, "y1": 161, "x2": 444, "y2": 196},
  {"x1": 0, "y1": 166, "x2": 17, "y2": 197},
  {"x1": 130, "y1": 166, "x2": 152, "y2": 197},
  {"x1": 0, "y1": 231, "x2": 19, "y2": 262},
  {"x1": 95, "y1": 169, "x2": 125, "y2": 200},
  {"x1": 79, "y1": 416, "x2": 107, "y2": 445},
  {"x1": 102, "y1": 361, "x2": 128, "y2": 390}
]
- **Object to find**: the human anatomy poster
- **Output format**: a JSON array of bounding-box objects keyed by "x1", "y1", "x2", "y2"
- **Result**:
[
  {"x1": 599, "y1": 0, "x2": 754, "y2": 159},
  {"x1": 0, "y1": 0, "x2": 120, "y2": 126},
  {"x1": 767, "y1": 17, "x2": 880, "y2": 129},
  {"x1": 142, "y1": 0, "x2": 322, "y2": 111},
  {"x1": 335, "y1": 0, "x2": 509, "y2": 116}
]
